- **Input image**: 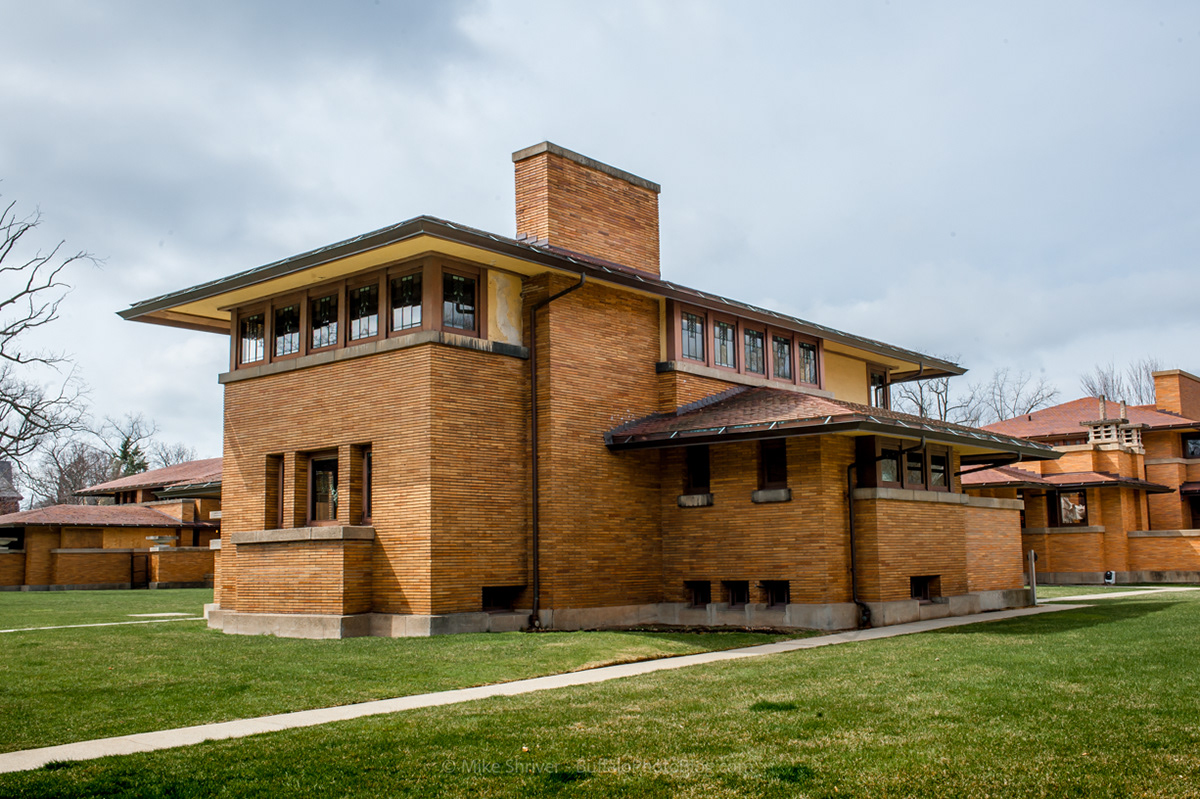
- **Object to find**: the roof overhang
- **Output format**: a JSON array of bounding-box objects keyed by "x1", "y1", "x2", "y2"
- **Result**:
[{"x1": 119, "y1": 216, "x2": 963, "y2": 380}]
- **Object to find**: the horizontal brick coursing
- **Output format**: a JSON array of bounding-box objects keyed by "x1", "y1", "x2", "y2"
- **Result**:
[
  {"x1": 52, "y1": 552, "x2": 132, "y2": 586},
  {"x1": 1129, "y1": 537, "x2": 1200, "y2": 571},
  {"x1": 150, "y1": 550, "x2": 215, "y2": 584},
  {"x1": 964, "y1": 505, "x2": 1024, "y2": 592},
  {"x1": 854, "y1": 497, "x2": 969, "y2": 603},
  {"x1": 0, "y1": 552, "x2": 24, "y2": 586}
]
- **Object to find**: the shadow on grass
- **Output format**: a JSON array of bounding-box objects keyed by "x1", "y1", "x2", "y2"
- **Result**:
[{"x1": 938, "y1": 600, "x2": 1178, "y2": 636}]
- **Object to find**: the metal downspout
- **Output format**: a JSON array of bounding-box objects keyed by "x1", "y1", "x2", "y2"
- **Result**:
[{"x1": 529, "y1": 274, "x2": 586, "y2": 629}]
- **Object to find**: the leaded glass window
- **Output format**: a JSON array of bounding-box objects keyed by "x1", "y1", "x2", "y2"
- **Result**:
[
  {"x1": 310, "y1": 457, "x2": 338, "y2": 522},
  {"x1": 240, "y1": 313, "x2": 264, "y2": 364},
  {"x1": 713, "y1": 321, "x2": 736, "y2": 368},
  {"x1": 443, "y1": 273, "x2": 476, "y2": 331},
  {"x1": 681, "y1": 312, "x2": 704, "y2": 361},
  {"x1": 930, "y1": 453, "x2": 948, "y2": 487},
  {"x1": 274, "y1": 304, "x2": 300, "y2": 357},
  {"x1": 772, "y1": 335, "x2": 792, "y2": 380},
  {"x1": 349, "y1": 284, "x2": 379, "y2": 341},
  {"x1": 905, "y1": 451, "x2": 925, "y2": 487},
  {"x1": 391, "y1": 272, "x2": 422, "y2": 331},
  {"x1": 798, "y1": 341, "x2": 817, "y2": 385},
  {"x1": 310, "y1": 294, "x2": 338, "y2": 349},
  {"x1": 880, "y1": 449, "x2": 900, "y2": 484},
  {"x1": 744, "y1": 329, "x2": 765, "y2": 374}
]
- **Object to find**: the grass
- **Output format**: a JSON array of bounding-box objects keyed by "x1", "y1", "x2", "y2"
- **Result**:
[
  {"x1": 0, "y1": 588, "x2": 210, "y2": 629},
  {"x1": 3, "y1": 592, "x2": 1200, "y2": 797},
  {"x1": 1034, "y1": 584, "x2": 1177, "y2": 599},
  {"x1": 0, "y1": 590, "x2": 807, "y2": 753}
]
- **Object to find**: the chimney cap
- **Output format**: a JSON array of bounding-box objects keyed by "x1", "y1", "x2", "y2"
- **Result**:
[{"x1": 512, "y1": 141, "x2": 661, "y2": 194}]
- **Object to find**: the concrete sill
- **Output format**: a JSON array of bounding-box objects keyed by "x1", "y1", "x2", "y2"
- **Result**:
[
  {"x1": 231, "y1": 526, "x2": 375, "y2": 545},
  {"x1": 677, "y1": 493, "x2": 714, "y2": 508},
  {"x1": 752, "y1": 488, "x2": 792, "y2": 504}
]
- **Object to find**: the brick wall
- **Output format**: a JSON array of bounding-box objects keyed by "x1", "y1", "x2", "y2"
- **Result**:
[
  {"x1": 964, "y1": 504, "x2": 1024, "y2": 592},
  {"x1": 149, "y1": 549, "x2": 215, "y2": 584},
  {"x1": 233, "y1": 541, "x2": 372, "y2": 615},
  {"x1": 657, "y1": 370, "x2": 740, "y2": 413},
  {"x1": 52, "y1": 551, "x2": 131, "y2": 586},
  {"x1": 23, "y1": 528, "x2": 59, "y2": 586},
  {"x1": 1129, "y1": 537, "x2": 1200, "y2": 571},
  {"x1": 1022, "y1": 531, "x2": 1104, "y2": 573},
  {"x1": 1153, "y1": 371, "x2": 1200, "y2": 420},
  {"x1": 853, "y1": 497, "x2": 968, "y2": 602},
  {"x1": 515, "y1": 144, "x2": 661, "y2": 276},
  {"x1": 0, "y1": 552, "x2": 23, "y2": 586},
  {"x1": 661, "y1": 435, "x2": 852, "y2": 605}
]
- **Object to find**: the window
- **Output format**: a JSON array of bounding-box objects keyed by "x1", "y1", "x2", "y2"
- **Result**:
[
  {"x1": 760, "y1": 440, "x2": 787, "y2": 490},
  {"x1": 724, "y1": 580, "x2": 749, "y2": 608},
  {"x1": 869, "y1": 368, "x2": 889, "y2": 409},
  {"x1": 681, "y1": 312, "x2": 705, "y2": 362},
  {"x1": 443, "y1": 272, "x2": 476, "y2": 331},
  {"x1": 684, "y1": 445, "x2": 711, "y2": 495},
  {"x1": 911, "y1": 575, "x2": 940, "y2": 601},
  {"x1": 1051, "y1": 490, "x2": 1088, "y2": 526},
  {"x1": 362, "y1": 446, "x2": 373, "y2": 522},
  {"x1": 880, "y1": 448, "x2": 901, "y2": 484},
  {"x1": 772, "y1": 335, "x2": 792, "y2": 380},
  {"x1": 1184, "y1": 434, "x2": 1200, "y2": 459},
  {"x1": 713, "y1": 321, "x2": 736, "y2": 369},
  {"x1": 685, "y1": 580, "x2": 711, "y2": 608},
  {"x1": 0, "y1": 529, "x2": 24, "y2": 551},
  {"x1": 390, "y1": 272, "x2": 423, "y2": 331},
  {"x1": 482, "y1": 586, "x2": 522, "y2": 612},
  {"x1": 798, "y1": 342, "x2": 818, "y2": 385},
  {"x1": 309, "y1": 456, "x2": 339, "y2": 524},
  {"x1": 266, "y1": 454, "x2": 283, "y2": 529},
  {"x1": 929, "y1": 451, "x2": 949, "y2": 490},
  {"x1": 905, "y1": 450, "x2": 925, "y2": 488},
  {"x1": 310, "y1": 294, "x2": 338, "y2": 350},
  {"x1": 348, "y1": 284, "x2": 379, "y2": 341},
  {"x1": 763, "y1": 580, "x2": 790, "y2": 607},
  {"x1": 239, "y1": 313, "x2": 265, "y2": 364},
  {"x1": 273, "y1": 303, "x2": 301, "y2": 357},
  {"x1": 744, "y1": 329, "x2": 765, "y2": 374}
]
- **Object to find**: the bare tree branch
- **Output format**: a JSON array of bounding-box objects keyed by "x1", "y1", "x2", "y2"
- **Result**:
[
  {"x1": 974, "y1": 367, "x2": 1059, "y2": 425},
  {"x1": 151, "y1": 441, "x2": 198, "y2": 469}
]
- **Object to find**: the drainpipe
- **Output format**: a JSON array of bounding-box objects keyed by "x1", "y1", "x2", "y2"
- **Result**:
[
  {"x1": 529, "y1": 274, "x2": 586, "y2": 629},
  {"x1": 846, "y1": 437, "x2": 926, "y2": 629}
]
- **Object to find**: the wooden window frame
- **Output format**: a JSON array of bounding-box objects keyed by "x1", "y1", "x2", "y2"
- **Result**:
[
  {"x1": 387, "y1": 265, "x2": 426, "y2": 336},
  {"x1": 723, "y1": 580, "x2": 749, "y2": 609},
  {"x1": 769, "y1": 329, "x2": 795, "y2": 383},
  {"x1": 869, "y1": 365, "x2": 890, "y2": 410},
  {"x1": 269, "y1": 293, "x2": 306, "y2": 364},
  {"x1": 306, "y1": 450, "x2": 340, "y2": 527},
  {"x1": 346, "y1": 274, "x2": 385, "y2": 345},
  {"x1": 685, "y1": 580, "x2": 711, "y2": 608},
  {"x1": 711, "y1": 314, "x2": 738, "y2": 372},
  {"x1": 679, "y1": 309, "x2": 706, "y2": 364},
  {"x1": 1049, "y1": 489, "x2": 1089, "y2": 527},
  {"x1": 742, "y1": 323, "x2": 767, "y2": 376},
  {"x1": 439, "y1": 262, "x2": 485, "y2": 338},
  {"x1": 307, "y1": 286, "x2": 343, "y2": 354},
  {"x1": 233, "y1": 305, "x2": 267, "y2": 369},
  {"x1": 763, "y1": 580, "x2": 790, "y2": 608},
  {"x1": 927, "y1": 447, "x2": 951, "y2": 492}
]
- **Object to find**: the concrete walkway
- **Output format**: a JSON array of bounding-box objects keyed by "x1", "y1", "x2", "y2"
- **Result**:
[
  {"x1": 0, "y1": 603, "x2": 1080, "y2": 774},
  {"x1": 1042, "y1": 585, "x2": 1200, "y2": 602},
  {"x1": 0, "y1": 617, "x2": 205, "y2": 634}
]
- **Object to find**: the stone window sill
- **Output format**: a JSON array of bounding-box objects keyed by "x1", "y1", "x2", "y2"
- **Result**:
[
  {"x1": 677, "y1": 493, "x2": 714, "y2": 508},
  {"x1": 752, "y1": 488, "x2": 792, "y2": 504}
]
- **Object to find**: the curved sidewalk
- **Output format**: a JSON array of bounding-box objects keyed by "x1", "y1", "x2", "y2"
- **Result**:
[{"x1": 0, "y1": 604, "x2": 1079, "y2": 774}]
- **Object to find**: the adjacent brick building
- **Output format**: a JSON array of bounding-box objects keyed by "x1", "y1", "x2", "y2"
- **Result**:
[
  {"x1": 0, "y1": 459, "x2": 221, "y2": 591},
  {"x1": 120, "y1": 142, "x2": 1053, "y2": 637},
  {"x1": 963, "y1": 370, "x2": 1200, "y2": 584}
]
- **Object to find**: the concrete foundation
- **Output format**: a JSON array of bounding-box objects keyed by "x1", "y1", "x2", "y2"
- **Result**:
[
  {"x1": 208, "y1": 590, "x2": 1030, "y2": 639},
  {"x1": 1033, "y1": 571, "x2": 1200, "y2": 586}
]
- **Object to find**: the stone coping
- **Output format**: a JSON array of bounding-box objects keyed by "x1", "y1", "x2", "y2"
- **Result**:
[
  {"x1": 149, "y1": 546, "x2": 212, "y2": 553},
  {"x1": 656, "y1": 360, "x2": 835, "y2": 399},
  {"x1": 1022, "y1": 526, "x2": 1105, "y2": 535},
  {"x1": 512, "y1": 141, "x2": 662, "y2": 193},
  {"x1": 0, "y1": 550, "x2": 24, "y2": 555},
  {"x1": 676, "y1": 493, "x2": 714, "y2": 508},
  {"x1": 210, "y1": 539, "x2": 222, "y2": 550},
  {"x1": 751, "y1": 488, "x2": 792, "y2": 504},
  {"x1": 230, "y1": 526, "x2": 375, "y2": 545},
  {"x1": 853, "y1": 487, "x2": 1023, "y2": 511},
  {"x1": 50, "y1": 548, "x2": 143, "y2": 554},
  {"x1": 1128, "y1": 529, "x2": 1200, "y2": 538},
  {"x1": 219, "y1": 330, "x2": 527, "y2": 385}
]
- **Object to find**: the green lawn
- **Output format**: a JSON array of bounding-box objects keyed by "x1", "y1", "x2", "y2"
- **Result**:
[
  {"x1": 0, "y1": 590, "x2": 806, "y2": 754},
  {"x1": 0, "y1": 588, "x2": 210, "y2": 630},
  {"x1": 3, "y1": 593, "x2": 1199, "y2": 797}
]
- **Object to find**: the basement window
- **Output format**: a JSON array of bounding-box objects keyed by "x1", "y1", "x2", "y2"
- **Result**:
[
  {"x1": 911, "y1": 575, "x2": 941, "y2": 602},
  {"x1": 390, "y1": 272, "x2": 423, "y2": 331},
  {"x1": 681, "y1": 312, "x2": 705, "y2": 362},
  {"x1": 724, "y1": 580, "x2": 749, "y2": 609},
  {"x1": 349, "y1": 283, "x2": 380, "y2": 341},
  {"x1": 763, "y1": 580, "x2": 790, "y2": 608},
  {"x1": 685, "y1": 580, "x2": 711, "y2": 608},
  {"x1": 482, "y1": 586, "x2": 522, "y2": 613},
  {"x1": 310, "y1": 294, "x2": 338, "y2": 350}
]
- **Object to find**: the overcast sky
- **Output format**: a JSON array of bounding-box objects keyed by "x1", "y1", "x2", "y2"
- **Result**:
[{"x1": 2, "y1": 1, "x2": 1198, "y2": 460}]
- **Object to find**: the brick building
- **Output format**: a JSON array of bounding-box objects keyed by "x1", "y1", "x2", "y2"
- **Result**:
[
  {"x1": 0, "y1": 459, "x2": 221, "y2": 591},
  {"x1": 120, "y1": 142, "x2": 1053, "y2": 638},
  {"x1": 963, "y1": 370, "x2": 1200, "y2": 584}
]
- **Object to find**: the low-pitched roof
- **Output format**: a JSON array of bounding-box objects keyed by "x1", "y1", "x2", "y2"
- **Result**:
[
  {"x1": 0, "y1": 504, "x2": 217, "y2": 529},
  {"x1": 606, "y1": 386, "x2": 1056, "y2": 463},
  {"x1": 76, "y1": 458, "x2": 222, "y2": 497},
  {"x1": 961, "y1": 465, "x2": 1173, "y2": 493},
  {"x1": 984, "y1": 397, "x2": 1200, "y2": 440}
]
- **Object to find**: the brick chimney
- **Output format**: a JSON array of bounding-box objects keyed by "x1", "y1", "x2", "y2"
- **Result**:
[
  {"x1": 513, "y1": 142, "x2": 661, "y2": 276},
  {"x1": 1153, "y1": 369, "x2": 1200, "y2": 419}
]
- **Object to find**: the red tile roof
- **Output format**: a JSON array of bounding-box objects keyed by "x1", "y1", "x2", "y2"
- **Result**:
[
  {"x1": 983, "y1": 397, "x2": 1199, "y2": 440},
  {"x1": 0, "y1": 504, "x2": 216, "y2": 528},
  {"x1": 606, "y1": 386, "x2": 1056, "y2": 460},
  {"x1": 77, "y1": 458, "x2": 222, "y2": 496},
  {"x1": 962, "y1": 466, "x2": 1171, "y2": 493}
]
